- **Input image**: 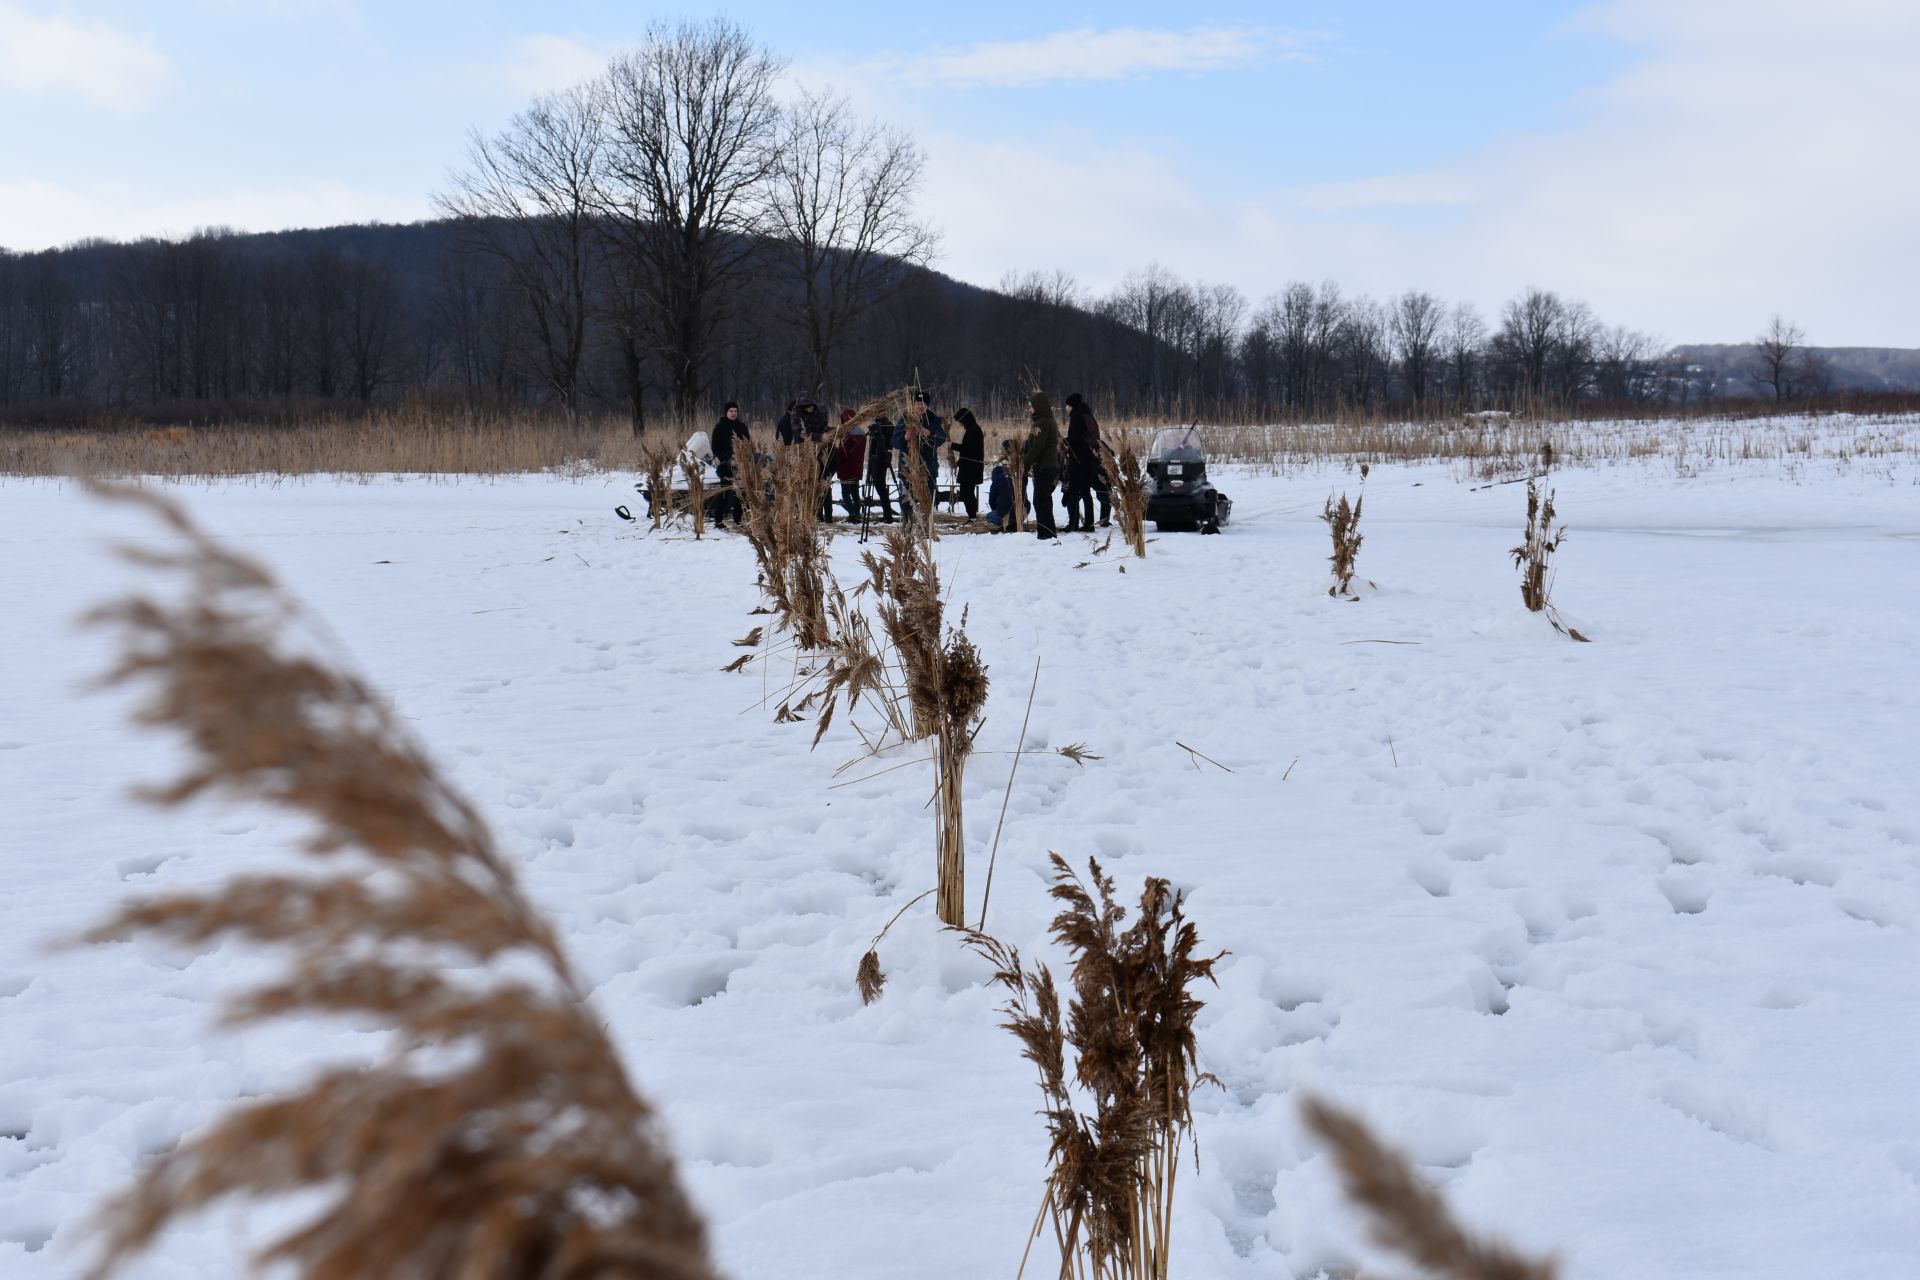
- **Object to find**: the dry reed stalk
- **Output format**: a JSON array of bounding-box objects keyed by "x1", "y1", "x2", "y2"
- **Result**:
[
  {"x1": 1102, "y1": 434, "x2": 1148, "y2": 558},
  {"x1": 1009, "y1": 445, "x2": 1031, "y2": 533},
  {"x1": 683, "y1": 447, "x2": 707, "y2": 539},
  {"x1": 967, "y1": 855, "x2": 1222, "y2": 1280},
  {"x1": 1508, "y1": 478, "x2": 1589, "y2": 642},
  {"x1": 641, "y1": 445, "x2": 678, "y2": 529},
  {"x1": 1301, "y1": 1095, "x2": 1559, "y2": 1280},
  {"x1": 862, "y1": 521, "x2": 988, "y2": 927},
  {"x1": 734, "y1": 444, "x2": 832, "y2": 650},
  {"x1": 75, "y1": 483, "x2": 718, "y2": 1280},
  {"x1": 1321, "y1": 463, "x2": 1368, "y2": 598}
]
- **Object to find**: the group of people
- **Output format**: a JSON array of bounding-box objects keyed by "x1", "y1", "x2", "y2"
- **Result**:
[{"x1": 697, "y1": 389, "x2": 1114, "y2": 540}]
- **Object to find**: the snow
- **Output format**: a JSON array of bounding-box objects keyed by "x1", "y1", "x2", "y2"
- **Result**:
[{"x1": 3, "y1": 440, "x2": 1919, "y2": 1278}]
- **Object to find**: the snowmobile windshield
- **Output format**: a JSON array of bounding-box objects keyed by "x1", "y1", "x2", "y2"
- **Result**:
[{"x1": 1149, "y1": 427, "x2": 1205, "y2": 462}]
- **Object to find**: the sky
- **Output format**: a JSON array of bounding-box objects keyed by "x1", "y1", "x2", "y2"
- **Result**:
[{"x1": 2, "y1": 0, "x2": 1916, "y2": 346}]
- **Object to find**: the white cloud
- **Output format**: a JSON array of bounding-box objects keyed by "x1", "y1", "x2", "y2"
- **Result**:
[
  {"x1": 500, "y1": 34, "x2": 608, "y2": 97},
  {"x1": 0, "y1": 177, "x2": 431, "y2": 251},
  {"x1": 873, "y1": 25, "x2": 1309, "y2": 88},
  {"x1": 0, "y1": 3, "x2": 170, "y2": 111},
  {"x1": 920, "y1": 2, "x2": 1920, "y2": 345}
]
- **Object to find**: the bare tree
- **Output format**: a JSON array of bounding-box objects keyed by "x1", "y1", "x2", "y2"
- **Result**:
[
  {"x1": 767, "y1": 87, "x2": 936, "y2": 400},
  {"x1": 599, "y1": 18, "x2": 786, "y2": 421},
  {"x1": 438, "y1": 82, "x2": 605, "y2": 420},
  {"x1": 344, "y1": 259, "x2": 401, "y2": 401},
  {"x1": 1443, "y1": 302, "x2": 1486, "y2": 407},
  {"x1": 1753, "y1": 314, "x2": 1803, "y2": 402},
  {"x1": 1390, "y1": 289, "x2": 1444, "y2": 407},
  {"x1": 1594, "y1": 325, "x2": 1661, "y2": 404},
  {"x1": 1190, "y1": 283, "x2": 1245, "y2": 412}
]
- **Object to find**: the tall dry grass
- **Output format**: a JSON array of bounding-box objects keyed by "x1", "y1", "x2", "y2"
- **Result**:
[
  {"x1": 10, "y1": 401, "x2": 1915, "y2": 482},
  {"x1": 968, "y1": 856, "x2": 1222, "y2": 1280},
  {"x1": 76, "y1": 483, "x2": 719, "y2": 1280}
]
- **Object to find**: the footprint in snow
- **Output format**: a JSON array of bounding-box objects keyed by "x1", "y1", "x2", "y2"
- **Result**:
[{"x1": 1658, "y1": 877, "x2": 1711, "y2": 915}]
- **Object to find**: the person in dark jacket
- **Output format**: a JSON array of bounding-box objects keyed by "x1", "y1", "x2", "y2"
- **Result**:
[
  {"x1": 775, "y1": 400, "x2": 800, "y2": 445},
  {"x1": 948, "y1": 406, "x2": 986, "y2": 518},
  {"x1": 1022, "y1": 390, "x2": 1061, "y2": 539},
  {"x1": 893, "y1": 393, "x2": 947, "y2": 527},
  {"x1": 1061, "y1": 392, "x2": 1100, "y2": 531},
  {"x1": 1062, "y1": 392, "x2": 1110, "y2": 528},
  {"x1": 986, "y1": 440, "x2": 1016, "y2": 531},
  {"x1": 710, "y1": 401, "x2": 751, "y2": 527},
  {"x1": 864, "y1": 413, "x2": 897, "y2": 521}
]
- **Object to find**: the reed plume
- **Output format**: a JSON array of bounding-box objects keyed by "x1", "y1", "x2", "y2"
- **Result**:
[
  {"x1": 734, "y1": 444, "x2": 831, "y2": 649},
  {"x1": 1509, "y1": 478, "x2": 1588, "y2": 641},
  {"x1": 862, "y1": 521, "x2": 988, "y2": 926},
  {"x1": 1302, "y1": 1095, "x2": 1559, "y2": 1280},
  {"x1": 968, "y1": 855, "x2": 1222, "y2": 1280},
  {"x1": 641, "y1": 445, "x2": 678, "y2": 529},
  {"x1": 77, "y1": 483, "x2": 719, "y2": 1280},
  {"x1": 1321, "y1": 464, "x2": 1367, "y2": 598},
  {"x1": 1103, "y1": 434, "x2": 1149, "y2": 559}
]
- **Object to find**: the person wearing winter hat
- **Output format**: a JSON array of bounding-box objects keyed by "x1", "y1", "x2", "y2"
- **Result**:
[
  {"x1": 710, "y1": 401, "x2": 751, "y2": 527},
  {"x1": 949, "y1": 406, "x2": 986, "y2": 519},
  {"x1": 1022, "y1": 390, "x2": 1062, "y2": 539}
]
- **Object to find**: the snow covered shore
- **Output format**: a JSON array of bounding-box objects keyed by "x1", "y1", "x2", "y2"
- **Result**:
[{"x1": 4, "y1": 450, "x2": 1919, "y2": 1277}]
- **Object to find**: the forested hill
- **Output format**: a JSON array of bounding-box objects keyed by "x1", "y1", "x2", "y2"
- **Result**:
[{"x1": 5, "y1": 219, "x2": 1913, "y2": 426}]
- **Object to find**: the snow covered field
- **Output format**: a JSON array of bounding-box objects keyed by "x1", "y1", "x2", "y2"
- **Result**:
[{"x1": 4, "y1": 444, "x2": 1919, "y2": 1278}]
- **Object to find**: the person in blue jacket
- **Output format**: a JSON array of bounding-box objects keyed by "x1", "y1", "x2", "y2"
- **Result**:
[{"x1": 986, "y1": 439, "x2": 1017, "y2": 532}]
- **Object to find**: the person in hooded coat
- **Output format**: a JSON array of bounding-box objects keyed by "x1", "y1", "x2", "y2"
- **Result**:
[
  {"x1": 1063, "y1": 392, "x2": 1111, "y2": 528},
  {"x1": 1022, "y1": 390, "x2": 1062, "y2": 539},
  {"x1": 1062, "y1": 391, "x2": 1101, "y2": 532},
  {"x1": 948, "y1": 406, "x2": 987, "y2": 518}
]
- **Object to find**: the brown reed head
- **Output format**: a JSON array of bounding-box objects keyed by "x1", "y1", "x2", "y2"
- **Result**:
[
  {"x1": 1301, "y1": 1095, "x2": 1559, "y2": 1280},
  {"x1": 76, "y1": 483, "x2": 719, "y2": 1280}
]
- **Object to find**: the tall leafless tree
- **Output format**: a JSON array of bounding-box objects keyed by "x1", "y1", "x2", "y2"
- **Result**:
[
  {"x1": 767, "y1": 87, "x2": 936, "y2": 400},
  {"x1": 599, "y1": 18, "x2": 785, "y2": 421},
  {"x1": 1753, "y1": 314, "x2": 1803, "y2": 402},
  {"x1": 1390, "y1": 289, "x2": 1444, "y2": 408},
  {"x1": 438, "y1": 82, "x2": 605, "y2": 420},
  {"x1": 1443, "y1": 302, "x2": 1486, "y2": 406}
]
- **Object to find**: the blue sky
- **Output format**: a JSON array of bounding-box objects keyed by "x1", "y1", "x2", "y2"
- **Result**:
[{"x1": 3, "y1": 1, "x2": 1916, "y2": 344}]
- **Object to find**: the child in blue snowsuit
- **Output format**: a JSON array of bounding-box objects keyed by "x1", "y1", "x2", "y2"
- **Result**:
[{"x1": 986, "y1": 440, "x2": 1016, "y2": 531}]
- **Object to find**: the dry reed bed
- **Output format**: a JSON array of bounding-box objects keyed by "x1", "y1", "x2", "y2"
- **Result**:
[{"x1": 6, "y1": 408, "x2": 1916, "y2": 479}]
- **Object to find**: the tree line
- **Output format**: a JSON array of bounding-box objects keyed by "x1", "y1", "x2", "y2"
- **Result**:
[{"x1": 0, "y1": 17, "x2": 1836, "y2": 427}]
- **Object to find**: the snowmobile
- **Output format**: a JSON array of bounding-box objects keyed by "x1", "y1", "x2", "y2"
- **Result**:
[{"x1": 1143, "y1": 426, "x2": 1232, "y2": 533}]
